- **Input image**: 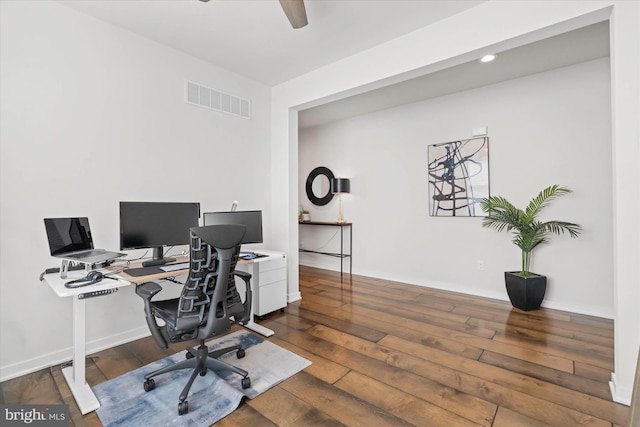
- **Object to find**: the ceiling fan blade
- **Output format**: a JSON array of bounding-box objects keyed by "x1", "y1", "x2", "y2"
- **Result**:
[{"x1": 279, "y1": 0, "x2": 308, "y2": 29}]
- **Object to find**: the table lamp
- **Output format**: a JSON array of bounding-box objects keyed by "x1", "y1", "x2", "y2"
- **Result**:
[{"x1": 331, "y1": 178, "x2": 350, "y2": 223}]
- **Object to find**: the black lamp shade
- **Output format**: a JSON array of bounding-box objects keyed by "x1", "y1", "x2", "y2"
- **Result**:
[{"x1": 331, "y1": 178, "x2": 350, "y2": 194}]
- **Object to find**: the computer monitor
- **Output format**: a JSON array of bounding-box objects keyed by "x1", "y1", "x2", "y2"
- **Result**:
[
  {"x1": 119, "y1": 201, "x2": 200, "y2": 266},
  {"x1": 202, "y1": 210, "x2": 263, "y2": 247}
]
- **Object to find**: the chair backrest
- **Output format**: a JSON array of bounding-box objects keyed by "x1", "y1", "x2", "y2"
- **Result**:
[{"x1": 173, "y1": 224, "x2": 246, "y2": 340}]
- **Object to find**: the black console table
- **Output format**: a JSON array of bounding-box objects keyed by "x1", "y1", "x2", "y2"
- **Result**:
[{"x1": 299, "y1": 221, "x2": 352, "y2": 278}]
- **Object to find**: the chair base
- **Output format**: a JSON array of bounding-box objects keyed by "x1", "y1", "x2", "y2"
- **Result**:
[{"x1": 142, "y1": 340, "x2": 251, "y2": 415}]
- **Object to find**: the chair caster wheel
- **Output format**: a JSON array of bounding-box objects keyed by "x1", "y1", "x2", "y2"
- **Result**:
[
  {"x1": 143, "y1": 379, "x2": 155, "y2": 392},
  {"x1": 241, "y1": 377, "x2": 251, "y2": 389},
  {"x1": 237, "y1": 349, "x2": 245, "y2": 359},
  {"x1": 186, "y1": 352, "x2": 194, "y2": 359},
  {"x1": 178, "y1": 401, "x2": 189, "y2": 415},
  {"x1": 199, "y1": 370, "x2": 207, "y2": 376}
]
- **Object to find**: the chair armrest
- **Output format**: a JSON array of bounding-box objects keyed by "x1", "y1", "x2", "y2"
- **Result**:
[
  {"x1": 135, "y1": 281, "x2": 168, "y2": 349},
  {"x1": 135, "y1": 281, "x2": 162, "y2": 300}
]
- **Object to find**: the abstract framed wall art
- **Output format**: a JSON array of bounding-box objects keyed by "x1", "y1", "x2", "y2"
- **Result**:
[{"x1": 427, "y1": 137, "x2": 489, "y2": 217}]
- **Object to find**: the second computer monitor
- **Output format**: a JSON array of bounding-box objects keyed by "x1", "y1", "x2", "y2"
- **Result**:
[
  {"x1": 120, "y1": 201, "x2": 200, "y2": 265},
  {"x1": 203, "y1": 210, "x2": 263, "y2": 244}
]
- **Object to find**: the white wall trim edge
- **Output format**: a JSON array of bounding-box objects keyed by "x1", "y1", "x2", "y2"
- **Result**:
[
  {"x1": 610, "y1": 372, "x2": 632, "y2": 405},
  {"x1": 0, "y1": 326, "x2": 151, "y2": 383},
  {"x1": 287, "y1": 291, "x2": 302, "y2": 303}
]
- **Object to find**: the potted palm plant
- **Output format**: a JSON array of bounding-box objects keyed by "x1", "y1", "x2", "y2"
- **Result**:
[{"x1": 479, "y1": 185, "x2": 582, "y2": 311}]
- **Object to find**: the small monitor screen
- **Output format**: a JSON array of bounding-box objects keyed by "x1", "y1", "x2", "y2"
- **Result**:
[
  {"x1": 120, "y1": 202, "x2": 200, "y2": 251},
  {"x1": 44, "y1": 217, "x2": 94, "y2": 256},
  {"x1": 203, "y1": 210, "x2": 263, "y2": 244}
]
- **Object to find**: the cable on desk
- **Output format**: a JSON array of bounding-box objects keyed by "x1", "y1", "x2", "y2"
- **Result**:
[
  {"x1": 110, "y1": 258, "x2": 131, "y2": 265},
  {"x1": 123, "y1": 250, "x2": 149, "y2": 262},
  {"x1": 39, "y1": 264, "x2": 86, "y2": 281},
  {"x1": 161, "y1": 277, "x2": 184, "y2": 285},
  {"x1": 124, "y1": 246, "x2": 188, "y2": 264}
]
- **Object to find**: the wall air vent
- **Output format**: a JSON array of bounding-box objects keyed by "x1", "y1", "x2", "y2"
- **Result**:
[{"x1": 184, "y1": 80, "x2": 251, "y2": 119}]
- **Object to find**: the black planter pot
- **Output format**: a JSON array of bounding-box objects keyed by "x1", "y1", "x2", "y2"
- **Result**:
[{"x1": 504, "y1": 272, "x2": 547, "y2": 311}]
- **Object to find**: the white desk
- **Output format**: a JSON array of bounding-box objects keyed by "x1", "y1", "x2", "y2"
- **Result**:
[
  {"x1": 43, "y1": 269, "x2": 130, "y2": 415},
  {"x1": 42, "y1": 250, "x2": 286, "y2": 414}
]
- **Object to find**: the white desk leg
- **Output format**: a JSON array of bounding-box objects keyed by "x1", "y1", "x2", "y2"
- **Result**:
[
  {"x1": 243, "y1": 262, "x2": 274, "y2": 337},
  {"x1": 61, "y1": 295, "x2": 100, "y2": 414}
]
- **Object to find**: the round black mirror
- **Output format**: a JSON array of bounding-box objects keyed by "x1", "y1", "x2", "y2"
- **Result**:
[{"x1": 306, "y1": 166, "x2": 335, "y2": 206}]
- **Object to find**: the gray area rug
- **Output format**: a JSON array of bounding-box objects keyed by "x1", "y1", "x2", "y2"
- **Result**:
[{"x1": 93, "y1": 330, "x2": 311, "y2": 426}]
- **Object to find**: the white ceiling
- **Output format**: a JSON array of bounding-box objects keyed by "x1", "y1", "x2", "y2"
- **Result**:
[
  {"x1": 56, "y1": 0, "x2": 609, "y2": 128},
  {"x1": 57, "y1": 0, "x2": 484, "y2": 86}
]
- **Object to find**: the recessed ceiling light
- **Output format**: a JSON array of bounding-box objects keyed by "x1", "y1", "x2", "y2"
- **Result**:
[{"x1": 480, "y1": 54, "x2": 496, "y2": 63}]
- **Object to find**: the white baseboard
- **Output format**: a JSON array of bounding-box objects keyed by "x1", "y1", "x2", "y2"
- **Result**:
[
  {"x1": 0, "y1": 326, "x2": 151, "y2": 383},
  {"x1": 287, "y1": 291, "x2": 301, "y2": 303},
  {"x1": 610, "y1": 372, "x2": 633, "y2": 405},
  {"x1": 299, "y1": 261, "x2": 614, "y2": 319}
]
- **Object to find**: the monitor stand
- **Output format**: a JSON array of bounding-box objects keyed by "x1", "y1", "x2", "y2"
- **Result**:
[
  {"x1": 142, "y1": 258, "x2": 175, "y2": 267},
  {"x1": 141, "y1": 247, "x2": 175, "y2": 267}
]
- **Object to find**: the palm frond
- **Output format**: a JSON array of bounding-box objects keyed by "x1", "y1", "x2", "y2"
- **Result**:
[
  {"x1": 540, "y1": 220, "x2": 582, "y2": 238},
  {"x1": 525, "y1": 185, "x2": 572, "y2": 219},
  {"x1": 481, "y1": 185, "x2": 581, "y2": 275},
  {"x1": 480, "y1": 196, "x2": 524, "y2": 232}
]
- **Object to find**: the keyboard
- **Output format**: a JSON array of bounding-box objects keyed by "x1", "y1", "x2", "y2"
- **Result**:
[{"x1": 160, "y1": 262, "x2": 190, "y2": 272}]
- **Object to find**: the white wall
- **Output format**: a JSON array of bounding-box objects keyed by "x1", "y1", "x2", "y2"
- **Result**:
[
  {"x1": 0, "y1": 1, "x2": 271, "y2": 380},
  {"x1": 299, "y1": 58, "x2": 612, "y2": 317}
]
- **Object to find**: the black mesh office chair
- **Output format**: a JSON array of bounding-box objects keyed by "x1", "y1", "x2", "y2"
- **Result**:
[{"x1": 135, "y1": 224, "x2": 253, "y2": 416}]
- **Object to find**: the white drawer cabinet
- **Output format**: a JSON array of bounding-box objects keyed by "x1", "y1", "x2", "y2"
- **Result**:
[
  {"x1": 254, "y1": 255, "x2": 287, "y2": 316},
  {"x1": 237, "y1": 251, "x2": 287, "y2": 317}
]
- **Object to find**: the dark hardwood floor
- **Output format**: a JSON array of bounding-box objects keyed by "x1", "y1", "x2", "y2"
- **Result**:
[{"x1": 1, "y1": 266, "x2": 630, "y2": 426}]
